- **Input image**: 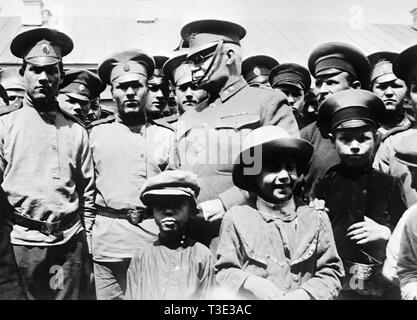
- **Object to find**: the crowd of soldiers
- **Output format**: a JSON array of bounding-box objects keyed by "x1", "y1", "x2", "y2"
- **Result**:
[{"x1": 1, "y1": 18, "x2": 417, "y2": 301}]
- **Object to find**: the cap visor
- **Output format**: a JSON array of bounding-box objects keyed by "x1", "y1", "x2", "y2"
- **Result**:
[
  {"x1": 372, "y1": 73, "x2": 397, "y2": 84},
  {"x1": 276, "y1": 81, "x2": 304, "y2": 91},
  {"x1": 63, "y1": 92, "x2": 89, "y2": 102},
  {"x1": 26, "y1": 57, "x2": 61, "y2": 66},
  {"x1": 113, "y1": 73, "x2": 142, "y2": 84},
  {"x1": 335, "y1": 119, "x2": 374, "y2": 130},
  {"x1": 187, "y1": 42, "x2": 219, "y2": 60}
]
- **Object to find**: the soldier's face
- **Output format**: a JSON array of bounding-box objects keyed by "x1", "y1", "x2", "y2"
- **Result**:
[
  {"x1": 145, "y1": 82, "x2": 170, "y2": 118},
  {"x1": 315, "y1": 71, "x2": 353, "y2": 106},
  {"x1": 256, "y1": 157, "x2": 297, "y2": 203},
  {"x1": 59, "y1": 94, "x2": 91, "y2": 122},
  {"x1": 89, "y1": 97, "x2": 101, "y2": 121},
  {"x1": 334, "y1": 126, "x2": 375, "y2": 168},
  {"x1": 152, "y1": 196, "x2": 192, "y2": 238},
  {"x1": 276, "y1": 84, "x2": 305, "y2": 115},
  {"x1": 189, "y1": 45, "x2": 228, "y2": 90},
  {"x1": 175, "y1": 82, "x2": 208, "y2": 114},
  {"x1": 372, "y1": 78, "x2": 407, "y2": 112},
  {"x1": 111, "y1": 78, "x2": 148, "y2": 116},
  {"x1": 24, "y1": 63, "x2": 62, "y2": 103}
]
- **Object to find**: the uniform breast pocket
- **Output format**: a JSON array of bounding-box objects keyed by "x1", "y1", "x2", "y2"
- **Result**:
[{"x1": 213, "y1": 114, "x2": 260, "y2": 175}]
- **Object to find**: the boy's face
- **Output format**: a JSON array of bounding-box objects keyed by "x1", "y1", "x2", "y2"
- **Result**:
[
  {"x1": 333, "y1": 126, "x2": 375, "y2": 168},
  {"x1": 152, "y1": 196, "x2": 192, "y2": 238},
  {"x1": 256, "y1": 156, "x2": 297, "y2": 203}
]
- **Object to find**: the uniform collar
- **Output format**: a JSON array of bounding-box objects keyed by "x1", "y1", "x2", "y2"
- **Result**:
[
  {"x1": 218, "y1": 76, "x2": 248, "y2": 102},
  {"x1": 256, "y1": 196, "x2": 297, "y2": 222}
]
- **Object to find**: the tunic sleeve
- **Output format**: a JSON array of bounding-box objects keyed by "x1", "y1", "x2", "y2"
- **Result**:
[
  {"x1": 215, "y1": 210, "x2": 251, "y2": 293},
  {"x1": 300, "y1": 211, "x2": 344, "y2": 299},
  {"x1": 259, "y1": 90, "x2": 299, "y2": 138},
  {"x1": 76, "y1": 130, "x2": 96, "y2": 233}
]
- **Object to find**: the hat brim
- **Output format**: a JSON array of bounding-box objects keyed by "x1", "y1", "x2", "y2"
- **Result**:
[
  {"x1": 232, "y1": 138, "x2": 313, "y2": 193},
  {"x1": 141, "y1": 189, "x2": 196, "y2": 206},
  {"x1": 112, "y1": 73, "x2": 143, "y2": 84},
  {"x1": 26, "y1": 56, "x2": 61, "y2": 66},
  {"x1": 64, "y1": 92, "x2": 90, "y2": 102},
  {"x1": 372, "y1": 73, "x2": 397, "y2": 84}
]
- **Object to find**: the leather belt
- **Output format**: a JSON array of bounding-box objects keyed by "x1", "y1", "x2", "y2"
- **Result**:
[
  {"x1": 96, "y1": 205, "x2": 147, "y2": 226},
  {"x1": 8, "y1": 211, "x2": 80, "y2": 236}
]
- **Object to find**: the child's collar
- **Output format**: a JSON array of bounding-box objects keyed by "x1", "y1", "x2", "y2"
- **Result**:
[{"x1": 256, "y1": 196, "x2": 297, "y2": 222}]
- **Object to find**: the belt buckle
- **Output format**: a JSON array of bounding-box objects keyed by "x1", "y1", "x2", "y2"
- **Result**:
[
  {"x1": 41, "y1": 221, "x2": 60, "y2": 235},
  {"x1": 126, "y1": 208, "x2": 144, "y2": 226}
]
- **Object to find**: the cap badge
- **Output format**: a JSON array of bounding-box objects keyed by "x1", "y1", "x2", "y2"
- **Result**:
[
  {"x1": 253, "y1": 67, "x2": 261, "y2": 76},
  {"x1": 42, "y1": 44, "x2": 50, "y2": 55},
  {"x1": 79, "y1": 84, "x2": 86, "y2": 92},
  {"x1": 123, "y1": 63, "x2": 130, "y2": 72}
]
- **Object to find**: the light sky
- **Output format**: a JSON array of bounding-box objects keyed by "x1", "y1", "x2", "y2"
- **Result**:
[{"x1": 1, "y1": 0, "x2": 417, "y2": 25}]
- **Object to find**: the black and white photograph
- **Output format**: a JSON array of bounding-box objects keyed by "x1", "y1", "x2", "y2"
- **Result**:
[{"x1": 0, "y1": 0, "x2": 417, "y2": 311}]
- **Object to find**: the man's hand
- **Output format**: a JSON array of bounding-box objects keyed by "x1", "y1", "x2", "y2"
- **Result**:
[
  {"x1": 198, "y1": 199, "x2": 226, "y2": 222},
  {"x1": 243, "y1": 276, "x2": 285, "y2": 300},
  {"x1": 347, "y1": 216, "x2": 391, "y2": 245},
  {"x1": 308, "y1": 198, "x2": 328, "y2": 212}
]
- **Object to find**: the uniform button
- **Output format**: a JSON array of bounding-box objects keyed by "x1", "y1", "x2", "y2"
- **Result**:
[
  {"x1": 293, "y1": 274, "x2": 299, "y2": 281},
  {"x1": 202, "y1": 122, "x2": 208, "y2": 127},
  {"x1": 196, "y1": 146, "x2": 203, "y2": 153},
  {"x1": 51, "y1": 145, "x2": 57, "y2": 150},
  {"x1": 229, "y1": 86, "x2": 234, "y2": 91},
  {"x1": 262, "y1": 274, "x2": 268, "y2": 278}
]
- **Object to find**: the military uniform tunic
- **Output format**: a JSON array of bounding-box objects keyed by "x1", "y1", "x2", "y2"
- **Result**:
[
  {"x1": 172, "y1": 76, "x2": 299, "y2": 209},
  {"x1": 88, "y1": 115, "x2": 173, "y2": 262},
  {"x1": 0, "y1": 100, "x2": 96, "y2": 245}
]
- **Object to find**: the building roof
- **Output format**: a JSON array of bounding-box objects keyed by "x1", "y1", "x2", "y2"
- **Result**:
[{"x1": 0, "y1": 15, "x2": 416, "y2": 99}]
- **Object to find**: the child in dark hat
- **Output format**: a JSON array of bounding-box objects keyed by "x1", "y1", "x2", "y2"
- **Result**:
[
  {"x1": 125, "y1": 170, "x2": 215, "y2": 300},
  {"x1": 311, "y1": 89, "x2": 407, "y2": 299},
  {"x1": 215, "y1": 126, "x2": 344, "y2": 300}
]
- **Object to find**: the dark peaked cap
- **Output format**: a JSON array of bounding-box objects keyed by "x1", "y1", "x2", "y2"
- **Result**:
[
  {"x1": 11, "y1": 28, "x2": 73, "y2": 66},
  {"x1": 181, "y1": 19, "x2": 246, "y2": 50},
  {"x1": 393, "y1": 44, "x2": 417, "y2": 82},
  {"x1": 98, "y1": 49, "x2": 155, "y2": 85},
  {"x1": 242, "y1": 55, "x2": 279, "y2": 83},
  {"x1": 318, "y1": 89, "x2": 385, "y2": 137},
  {"x1": 60, "y1": 69, "x2": 105, "y2": 102},
  {"x1": 308, "y1": 42, "x2": 370, "y2": 88},
  {"x1": 269, "y1": 63, "x2": 311, "y2": 91},
  {"x1": 367, "y1": 51, "x2": 398, "y2": 83}
]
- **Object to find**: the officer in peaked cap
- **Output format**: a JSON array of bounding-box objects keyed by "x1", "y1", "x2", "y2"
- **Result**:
[
  {"x1": 308, "y1": 42, "x2": 370, "y2": 105},
  {"x1": 241, "y1": 55, "x2": 278, "y2": 88},
  {"x1": 163, "y1": 50, "x2": 208, "y2": 116},
  {"x1": 367, "y1": 51, "x2": 410, "y2": 144},
  {"x1": 318, "y1": 89, "x2": 385, "y2": 138},
  {"x1": 145, "y1": 55, "x2": 170, "y2": 120},
  {"x1": 4, "y1": 28, "x2": 97, "y2": 300},
  {"x1": 174, "y1": 19, "x2": 298, "y2": 252},
  {"x1": 373, "y1": 44, "x2": 417, "y2": 209},
  {"x1": 98, "y1": 49, "x2": 155, "y2": 86},
  {"x1": 269, "y1": 63, "x2": 311, "y2": 127},
  {"x1": 298, "y1": 42, "x2": 371, "y2": 200},
  {"x1": 90, "y1": 49, "x2": 173, "y2": 300},
  {"x1": 58, "y1": 69, "x2": 105, "y2": 125},
  {"x1": 0, "y1": 67, "x2": 25, "y2": 109},
  {"x1": 11, "y1": 27, "x2": 73, "y2": 68}
]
